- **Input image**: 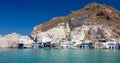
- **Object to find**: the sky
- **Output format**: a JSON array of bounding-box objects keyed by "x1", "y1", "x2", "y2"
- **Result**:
[{"x1": 0, "y1": 0, "x2": 120, "y2": 35}]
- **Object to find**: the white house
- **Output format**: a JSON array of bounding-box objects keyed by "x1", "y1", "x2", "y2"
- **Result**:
[
  {"x1": 105, "y1": 42, "x2": 117, "y2": 49},
  {"x1": 60, "y1": 41, "x2": 71, "y2": 48}
]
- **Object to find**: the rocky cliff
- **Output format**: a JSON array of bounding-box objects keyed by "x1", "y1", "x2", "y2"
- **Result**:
[
  {"x1": 0, "y1": 33, "x2": 34, "y2": 48},
  {"x1": 31, "y1": 3, "x2": 120, "y2": 43},
  {"x1": 0, "y1": 33, "x2": 20, "y2": 48}
]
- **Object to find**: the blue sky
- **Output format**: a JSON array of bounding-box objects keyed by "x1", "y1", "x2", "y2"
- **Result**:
[{"x1": 0, "y1": 0, "x2": 119, "y2": 35}]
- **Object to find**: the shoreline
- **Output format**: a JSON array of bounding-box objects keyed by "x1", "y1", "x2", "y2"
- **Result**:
[{"x1": 0, "y1": 47, "x2": 119, "y2": 50}]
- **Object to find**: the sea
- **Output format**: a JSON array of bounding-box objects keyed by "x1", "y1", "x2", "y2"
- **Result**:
[{"x1": 0, "y1": 48, "x2": 120, "y2": 63}]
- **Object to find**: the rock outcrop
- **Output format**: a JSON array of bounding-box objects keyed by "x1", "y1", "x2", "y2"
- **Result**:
[
  {"x1": 31, "y1": 23, "x2": 70, "y2": 42},
  {"x1": 18, "y1": 35, "x2": 34, "y2": 48},
  {"x1": 31, "y1": 3, "x2": 120, "y2": 43},
  {"x1": 0, "y1": 33, "x2": 34, "y2": 48},
  {"x1": 0, "y1": 36, "x2": 8, "y2": 48},
  {"x1": 0, "y1": 33, "x2": 20, "y2": 48}
]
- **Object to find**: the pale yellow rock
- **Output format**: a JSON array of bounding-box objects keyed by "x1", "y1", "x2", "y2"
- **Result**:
[
  {"x1": 31, "y1": 23, "x2": 71, "y2": 43},
  {"x1": 0, "y1": 37, "x2": 8, "y2": 48},
  {"x1": 0, "y1": 33, "x2": 23, "y2": 48},
  {"x1": 70, "y1": 27, "x2": 85, "y2": 42}
]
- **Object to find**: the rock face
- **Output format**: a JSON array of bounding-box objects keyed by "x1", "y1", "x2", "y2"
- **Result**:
[
  {"x1": 0, "y1": 33, "x2": 20, "y2": 48},
  {"x1": 31, "y1": 23, "x2": 70, "y2": 42},
  {"x1": 0, "y1": 36, "x2": 8, "y2": 48},
  {"x1": 18, "y1": 36, "x2": 34, "y2": 48},
  {"x1": 0, "y1": 33, "x2": 34, "y2": 48},
  {"x1": 31, "y1": 3, "x2": 120, "y2": 43}
]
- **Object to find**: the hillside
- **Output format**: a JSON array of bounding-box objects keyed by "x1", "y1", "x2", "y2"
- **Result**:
[{"x1": 31, "y1": 3, "x2": 120, "y2": 42}]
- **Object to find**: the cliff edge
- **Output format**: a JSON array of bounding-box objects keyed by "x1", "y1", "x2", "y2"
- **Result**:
[{"x1": 31, "y1": 3, "x2": 120, "y2": 42}]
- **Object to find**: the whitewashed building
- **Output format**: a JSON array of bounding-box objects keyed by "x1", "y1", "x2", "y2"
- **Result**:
[{"x1": 104, "y1": 42, "x2": 117, "y2": 49}]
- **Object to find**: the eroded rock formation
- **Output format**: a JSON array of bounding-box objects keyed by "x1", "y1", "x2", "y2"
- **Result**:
[{"x1": 30, "y1": 3, "x2": 120, "y2": 43}]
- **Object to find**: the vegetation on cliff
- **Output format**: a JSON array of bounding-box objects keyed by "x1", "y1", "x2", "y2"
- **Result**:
[{"x1": 31, "y1": 3, "x2": 120, "y2": 41}]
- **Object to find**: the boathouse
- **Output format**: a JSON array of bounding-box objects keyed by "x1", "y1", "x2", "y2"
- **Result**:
[
  {"x1": 94, "y1": 39, "x2": 107, "y2": 49},
  {"x1": 18, "y1": 36, "x2": 34, "y2": 48},
  {"x1": 105, "y1": 42, "x2": 117, "y2": 49},
  {"x1": 81, "y1": 40, "x2": 92, "y2": 49},
  {"x1": 51, "y1": 42, "x2": 60, "y2": 48}
]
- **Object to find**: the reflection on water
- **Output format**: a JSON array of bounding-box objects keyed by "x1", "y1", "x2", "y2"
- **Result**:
[{"x1": 0, "y1": 48, "x2": 120, "y2": 63}]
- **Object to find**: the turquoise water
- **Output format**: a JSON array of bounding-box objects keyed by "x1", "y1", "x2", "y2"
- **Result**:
[{"x1": 0, "y1": 48, "x2": 120, "y2": 63}]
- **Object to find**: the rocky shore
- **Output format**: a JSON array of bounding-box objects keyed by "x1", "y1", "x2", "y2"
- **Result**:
[
  {"x1": 0, "y1": 33, "x2": 34, "y2": 48},
  {"x1": 31, "y1": 3, "x2": 120, "y2": 44},
  {"x1": 0, "y1": 3, "x2": 120, "y2": 49}
]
